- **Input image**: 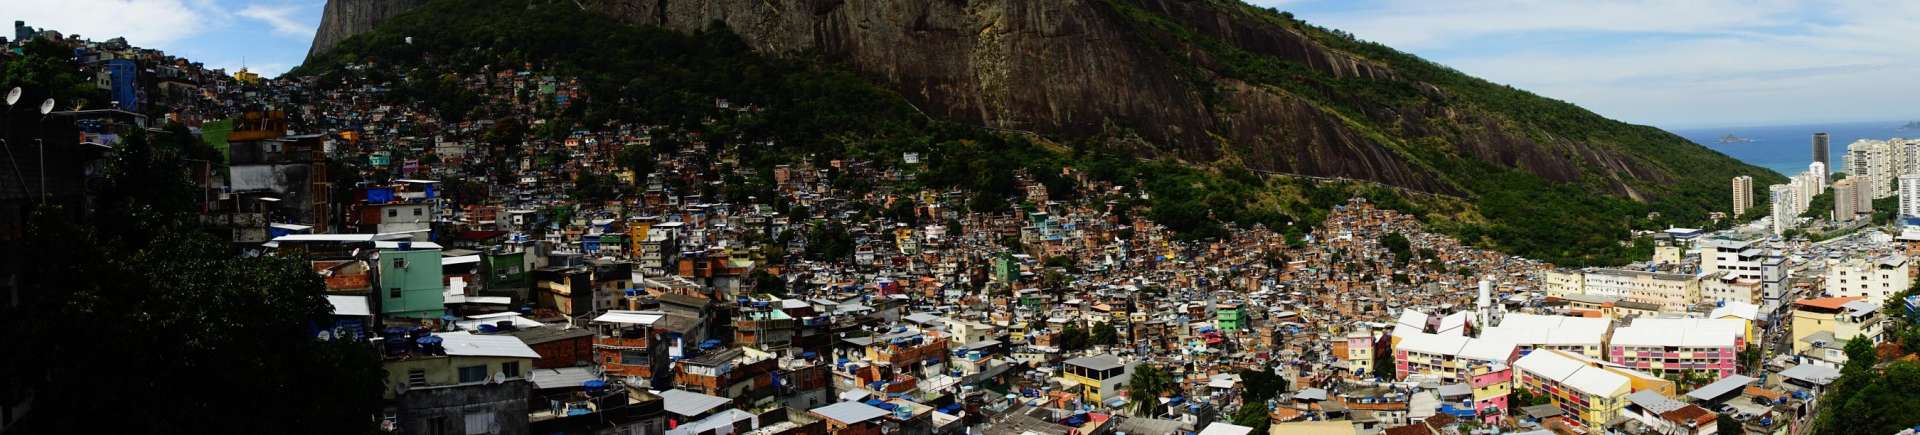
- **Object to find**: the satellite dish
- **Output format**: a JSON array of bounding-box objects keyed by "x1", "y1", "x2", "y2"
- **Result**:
[
  {"x1": 5, "y1": 87, "x2": 19, "y2": 106},
  {"x1": 38, "y1": 98, "x2": 55, "y2": 115}
]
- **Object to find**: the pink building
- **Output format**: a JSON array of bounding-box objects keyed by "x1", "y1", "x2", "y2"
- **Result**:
[
  {"x1": 1606, "y1": 318, "x2": 1744, "y2": 377},
  {"x1": 1468, "y1": 366, "x2": 1512, "y2": 423}
]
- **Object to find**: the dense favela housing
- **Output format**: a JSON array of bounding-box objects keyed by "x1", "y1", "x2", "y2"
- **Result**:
[{"x1": 5, "y1": 18, "x2": 1920, "y2": 435}]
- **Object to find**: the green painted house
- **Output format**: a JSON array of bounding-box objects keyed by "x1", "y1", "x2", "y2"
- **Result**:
[
  {"x1": 379, "y1": 246, "x2": 444, "y2": 319},
  {"x1": 483, "y1": 250, "x2": 530, "y2": 289},
  {"x1": 1215, "y1": 303, "x2": 1245, "y2": 334},
  {"x1": 992, "y1": 252, "x2": 1020, "y2": 285}
]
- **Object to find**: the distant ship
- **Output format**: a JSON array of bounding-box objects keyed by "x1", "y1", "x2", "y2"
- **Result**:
[{"x1": 1718, "y1": 134, "x2": 1755, "y2": 144}]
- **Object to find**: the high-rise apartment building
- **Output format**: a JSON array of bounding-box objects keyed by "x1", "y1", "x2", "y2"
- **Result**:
[
  {"x1": 1814, "y1": 132, "x2": 1830, "y2": 177},
  {"x1": 1900, "y1": 174, "x2": 1920, "y2": 219},
  {"x1": 1810, "y1": 161, "x2": 1827, "y2": 192},
  {"x1": 1834, "y1": 178, "x2": 1859, "y2": 220},
  {"x1": 1770, "y1": 184, "x2": 1795, "y2": 236},
  {"x1": 1732, "y1": 175, "x2": 1754, "y2": 216},
  {"x1": 1848, "y1": 139, "x2": 1896, "y2": 199}
]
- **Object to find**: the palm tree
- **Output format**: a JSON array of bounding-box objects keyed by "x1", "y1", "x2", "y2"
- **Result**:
[{"x1": 1127, "y1": 364, "x2": 1174, "y2": 416}]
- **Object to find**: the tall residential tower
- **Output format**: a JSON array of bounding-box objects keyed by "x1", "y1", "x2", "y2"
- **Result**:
[
  {"x1": 1834, "y1": 178, "x2": 1859, "y2": 221},
  {"x1": 1900, "y1": 174, "x2": 1920, "y2": 220},
  {"x1": 1770, "y1": 184, "x2": 1795, "y2": 236},
  {"x1": 1732, "y1": 175, "x2": 1754, "y2": 216},
  {"x1": 1814, "y1": 132, "x2": 1830, "y2": 178}
]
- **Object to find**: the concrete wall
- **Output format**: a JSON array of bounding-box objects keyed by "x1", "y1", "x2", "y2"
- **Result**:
[{"x1": 393, "y1": 380, "x2": 530, "y2": 435}]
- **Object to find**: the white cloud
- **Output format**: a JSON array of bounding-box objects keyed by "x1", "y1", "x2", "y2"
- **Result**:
[
  {"x1": 0, "y1": 0, "x2": 210, "y2": 46},
  {"x1": 238, "y1": 4, "x2": 314, "y2": 39}
]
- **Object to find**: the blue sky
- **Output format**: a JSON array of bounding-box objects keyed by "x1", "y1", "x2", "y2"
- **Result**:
[{"x1": 5, "y1": 0, "x2": 1917, "y2": 129}]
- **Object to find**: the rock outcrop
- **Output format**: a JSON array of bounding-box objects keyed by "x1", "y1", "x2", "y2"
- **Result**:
[
  {"x1": 308, "y1": 0, "x2": 432, "y2": 59},
  {"x1": 308, "y1": 0, "x2": 1752, "y2": 198}
]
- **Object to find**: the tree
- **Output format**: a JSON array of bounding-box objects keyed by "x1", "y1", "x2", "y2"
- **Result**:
[
  {"x1": 1812, "y1": 335, "x2": 1889, "y2": 434},
  {"x1": 1126, "y1": 364, "x2": 1174, "y2": 416},
  {"x1": 1, "y1": 128, "x2": 384, "y2": 434},
  {"x1": 1090, "y1": 322, "x2": 1119, "y2": 346},
  {"x1": 1058, "y1": 323, "x2": 1091, "y2": 351},
  {"x1": 616, "y1": 143, "x2": 655, "y2": 179},
  {"x1": 804, "y1": 222, "x2": 854, "y2": 261},
  {"x1": 750, "y1": 269, "x2": 786, "y2": 297},
  {"x1": 1382, "y1": 231, "x2": 1412, "y2": 264},
  {"x1": 1229, "y1": 402, "x2": 1270, "y2": 435},
  {"x1": 0, "y1": 38, "x2": 107, "y2": 111},
  {"x1": 1510, "y1": 388, "x2": 1550, "y2": 410},
  {"x1": 1044, "y1": 255, "x2": 1075, "y2": 271},
  {"x1": 969, "y1": 190, "x2": 1009, "y2": 213},
  {"x1": 1238, "y1": 367, "x2": 1287, "y2": 405},
  {"x1": 1372, "y1": 345, "x2": 1395, "y2": 380},
  {"x1": 1740, "y1": 345, "x2": 1763, "y2": 373},
  {"x1": 889, "y1": 199, "x2": 918, "y2": 226}
]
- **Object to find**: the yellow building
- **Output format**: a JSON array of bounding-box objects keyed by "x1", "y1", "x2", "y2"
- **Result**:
[
  {"x1": 1791, "y1": 296, "x2": 1882, "y2": 364},
  {"x1": 1063, "y1": 354, "x2": 1133, "y2": 404},
  {"x1": 233, "y1": 67, "x2": 261, "y2": 84},
  {"x1": 1512, "y1": 349, "x2": 1672, "y2": 429},
  {"x1": 1710, "y1": 301, "x2": 1763, "y2": 347},
  {"x1": 628, "y1": 217, "x2": 656, "y2": 259}
]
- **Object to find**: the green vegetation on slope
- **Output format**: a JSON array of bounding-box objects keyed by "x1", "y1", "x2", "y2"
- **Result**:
[
  {"x1": 301, "y1": 0, "x2": 1771, "y2": 266},
  {"x1": 297, "y1": 0, "x2": 1454, "y2": 244},
  {"x1": 1099, "y1": 0, "x2": 1785, "y2": 265}
]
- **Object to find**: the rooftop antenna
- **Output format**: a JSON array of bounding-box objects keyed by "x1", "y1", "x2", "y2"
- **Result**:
[{"x1": 33, "y1": 97, "x2": 54, "y2": 203}]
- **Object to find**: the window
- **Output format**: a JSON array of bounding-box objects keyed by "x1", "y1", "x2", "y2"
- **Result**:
[
  {"x1": 390, "y1": 287, "x2": 402, "y2": 298},
  {"x1": 621, "y1": 350, "x2": 649, "y2": 365},
  {"x1": 395, "y1": 258, "x2": 408, "y2": 269},
  {"x1": 430, "y1": 417, "x2": 452, "y2": 435},
  {"x1": 502, "y1": 361, "x2": 521, "y2": 379},
  {"x1": 414, "y1": 207, "x2": 424, "y2": 216},
  {"x1": 463, "y1": 412, "x2": 494, "y2": 435},
  {"x1": 407, "y1": 369, "x2": 427, "y2": 387},
  {"x1": 388, "y1": 209, "x2": 398, "y2": 218},
  {"x1": 458, "y1": 365, "x2": 487, "y2": 383}
]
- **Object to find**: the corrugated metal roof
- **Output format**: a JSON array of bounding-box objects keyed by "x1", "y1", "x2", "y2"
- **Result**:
[
  {"x1": 811, "y1": 401, "x2": 889, "y2": 424},
  {"x1": 660, "y1": 389, "x2": 732, "y2": 417},
  {"x1": 326, "y1": 295, "x2": 371, "y2": 317},
  {"x1": 437, "y1": 331, "x2": 541, "y2": 359},
  {"x1": 592, "y1": 310, "x2": 665, "y2": 325},
  {"x1": 529, "y1": 366, "x2": 598, "y2": 390}
]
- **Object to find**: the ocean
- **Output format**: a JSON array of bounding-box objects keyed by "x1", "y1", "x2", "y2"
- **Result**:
[{"x1": 1674, "y1": 121, "x2": 1919, "y2": 177}]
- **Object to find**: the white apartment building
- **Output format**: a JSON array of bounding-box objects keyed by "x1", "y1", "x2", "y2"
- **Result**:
[
  {"x1": 1847, "y1": 138, "x2": 1896, "y2": 199},
  {"x1": 1901, "y1": 174, "x2": 1920, "y2": 219},
  {"x1": 1392, "y1": 331, "x2": 1517, "y2": 383},
  {"x1": 1770, "y1": 184, "x2": 1796, "y2": 235},
  {"x1": 1811, "y1": 162, "x2": 1828, "y2": 192},
  {"x1": 1543, "y1": 269, "x2": 1586, "y2": 298},
  {"x1": 1477, "y1": 313, "x2": 1612, "y2": 359},
  {"x1": 1582, "y1": 268, "x2": 1700, "y2": 311},
  {"x1": 1825, "y1": 255, "x2": 1912, "y2": 305},
  {"x1": 1700, "y1": 271, "x2": 1763, "y2": 307},
  {"x1": 1699, "y1": 236, "x2": 1765, "y2": 281}
]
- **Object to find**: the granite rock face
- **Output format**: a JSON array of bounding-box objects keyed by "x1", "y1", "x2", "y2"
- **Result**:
[
  {"x1": 310, "y1": 0, "x2": 1696, "y2": 196},
  {"x1": 308, "y1": 0, "x2": 433, "y2": 59}
]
